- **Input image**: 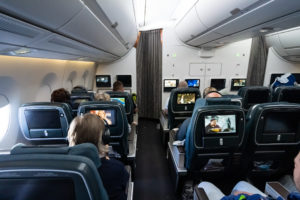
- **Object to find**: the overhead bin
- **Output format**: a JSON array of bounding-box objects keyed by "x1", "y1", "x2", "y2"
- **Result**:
[
  {"x1": 0, "y1": 0, "x2": 138, "y2": 61},
  {"x1": 266, "y1": 26, "x2": 300, "y2": 62},
  {"x1": 177, "y1": 0, "x2": 300, "y2": 47}
]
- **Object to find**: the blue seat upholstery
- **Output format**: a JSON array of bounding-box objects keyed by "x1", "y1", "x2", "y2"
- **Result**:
[
  {"x1": 168, "y1": 88, "x2": 201, "y2": 129},
  {"x1": 245, "y1": 102, "x2": 300, "y2": 178},
  {"x1": 78, "y1": 101, "x2": 129, "y2": 157},
  {"x1": 185, "y1": 100, "x2": 245, "y2": 174},
  {"x1": 0, "y1": 143, "x2": 108, "y2": 200},
  {"x1": 106, "y1": 91, "x2": 135, "y2": 124},
  {"x1": 272, "y1": 86, "x2": 300, "y2": 103},
  {"x1": 18, "y1": 102, "x2": 73, "y2": 142},
  {"x1": 238, "y1": 86, "x2": 271, "y2": 110}
]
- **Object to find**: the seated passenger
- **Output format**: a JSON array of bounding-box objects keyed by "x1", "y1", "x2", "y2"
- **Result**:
[
  {"x1": 198, "y1": 152, "x2": 300, "y2": 200},
  {"x1": 163, "y1": 80, "x2": 188, "y2": 116},
  {"x1": 51, "y1": 88, "x2": 71, "y2": 105},
  {"x1": 95, "y1": 92, "x2": 111, "y2": 101},
  {"x1": 68, "y1": 113, "x2": 129, "y2": 200},
  {"x1": 113, "y1": 81, "x2": 137, "y2": 113},
  {"x1": 176, "y1": 87, "x2": 221, "y2": 141}
]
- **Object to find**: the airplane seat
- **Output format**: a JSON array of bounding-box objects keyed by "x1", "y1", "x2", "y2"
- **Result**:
[
  {"x1": 106, "y1": 91, "x2": 135, "y2": 124},
  {"x1": 245, "y1": 102, "x2": 300, "y2": 180},
  {"x1": 185, "y1": 104, "x2": 245, "y2": 179},
  {"x1": 168, "y1": 88, "x2": 201, "y2": 129},
  {"x1": 77, "y1": 101, "x2": 129, "y2": 157},
  {"x1": 0, "y1": 143, "x2": 108, "y2": 200},
  {"x1": 205, "y1": 97, "x2": 242, "y2": 107},
  {"x1": 272, "y1": 86, "x2": 300, "y2": 103},
  {"x1": 238, "y1": 86, "x2": 271, "y2": 112},
  {"x1": 18, "y1": 102, "x2": 73, "y2": 143}
]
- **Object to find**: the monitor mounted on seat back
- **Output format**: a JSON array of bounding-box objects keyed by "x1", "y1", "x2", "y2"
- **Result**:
[
  {"x1": 164, "y1": 79, "x2": 179, "y2": 92},
  {"x1": 96, "y1": 75, "x2": 111, "y2": 87},
  {"x1": 185, "y1": 79, "x2": 200, "y2": 88},
  {"x1": 231, "y1": 79, "x2": 246, "y2": 91}
]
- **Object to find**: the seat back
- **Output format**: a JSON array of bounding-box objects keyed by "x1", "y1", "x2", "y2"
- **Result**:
[
  {"x1": 272, "y1": 86, "x2": 300, "y2": 103},
  {"x1": 205, "y1": 97, "x2": 242, "y2": 107},
  {"x1": 78, "y1": 101, "x2": 129, "y2": 156},
  {"x1": 168, "y1": 88, "x2": 201, "y2": 129},
  {"x1": 238, "y1": 86, "x2": 271, "y2": 111},
  {"x1": 185, "y1": 102, "x2": 245, "y2": 175},
  {"x1": 106, "y1": 91, "x2": 134, "y2": 124},
  {"x1": 18, "y1": 102, "x2": 73, "y2": 142},
  {"x1": 0, "y1": 143, "x2": 108, "y2": 200},
  {"x1": 245, "y1": 102, "x2": 300, "y2": 178}
]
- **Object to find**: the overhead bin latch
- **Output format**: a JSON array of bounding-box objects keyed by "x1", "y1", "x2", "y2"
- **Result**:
[{"x1": 111, "y1": 22, "x2": 118, "y2": 29}]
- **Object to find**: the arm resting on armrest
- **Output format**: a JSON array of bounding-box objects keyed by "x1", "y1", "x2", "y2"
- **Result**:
[{"x1": 194, "y1": 187, "x2": 209, "y2": 200}]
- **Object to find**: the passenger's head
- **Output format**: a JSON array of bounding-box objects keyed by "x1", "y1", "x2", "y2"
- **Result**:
[
  {"x1": 178, "y1": 81, "x2": 188, "y2": 88},
  {"x1": 210, "y1": 119, "x2": 217, "y2": 126},
  {"x1": 51, "y1": 88, "x2": 71, "y2": 103},
  {"x1": 94, "y1": 92, "x2": 110, "y2": 101},
  {"x1": 203, "y1": 87, "x2": 222, "y2": 98},
  {"x1": 68, "y1": 113, "x2": 108, "y2": 156},
  {"x1": 113, "y1": 81, "x2": 124, "y2": 92},
  {"x1": 294, "y1": 152, "x2": 300, "y2": 190}
]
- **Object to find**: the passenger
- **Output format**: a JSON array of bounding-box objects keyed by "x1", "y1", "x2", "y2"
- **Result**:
[
  {"x1": 176, "y1": 87, "x2": 221, "y2": 141},
  {"x1": 68, "y1": 113, "x2": 129, "y2": 200},
  {"x1": 51, "y1": 88, "x2": 71, "y2": 105},
  {"x1": 198, "y1": 152, "x2": 300, "y2": 200},
  {"x1": 95, "y1": 92, "x2": 111, "y2": 101},
  {"x1": 112, "y1": 81, "x2": 137, "y2": 114},
  {"x1": 163, "y1": 80, "x2": 188, "y2": 115},
  {"x1": 205, "y1": 118, "x2": 221, "y2": 134}
]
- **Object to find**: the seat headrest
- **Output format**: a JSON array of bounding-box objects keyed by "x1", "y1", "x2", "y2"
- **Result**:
[
  {"x1": 10, "y1": 143, "x2": 101, "y2": 168},
  {"x1": 273, "y1": 86, "x2": 300, "y2": 103},
  {"x1": 205, "y1": 97, "x2": 242, "y2": 107},
  {"x1": 238, "y1": 86, "x2": 271, "y2": 109}
]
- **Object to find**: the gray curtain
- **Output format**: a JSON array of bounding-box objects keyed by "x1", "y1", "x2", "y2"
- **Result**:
[
  {"x1": 246, "y1": 35, "x2": 268, "y2": 86},
  {"x1": 136, "y1": 29, "x2": 162, "y2": 119}
]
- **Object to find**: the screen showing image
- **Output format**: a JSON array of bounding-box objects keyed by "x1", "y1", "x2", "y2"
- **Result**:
[
  {"x1": 233, "y1": 79, "x2": 246, "y2": 86},
  {"x1": 211, "y1": 79, "x2": 226, "y2": 90},
  {"x1": 263, "y1": 112, "x2": 298, "y2": 134},
  {"x1": 25, "y1": 110, "x2": 61, "y2": 129},
  {"x1": 96, "y1": 75, "x2": 111, "y2": 87},
  {"x1": 204, "y1": 115, "x2": 236, "y2": 134},
  {"x1": 177, "y1": 93, "x2": 196, "y2": 104},
  {"x1": 164, "y1": 79, "x2": 177, "y2": 88},
  {"x1": 117, "y1": 75, "x2": 132, "y2": 87},
  {"x1": 89, "y1": 109, "x2": 116, "y2": 126},
  {"x1": 186, "y1": 79, "x2": 200, "y2": 88},
  {"x1": 111, "y1": 97, "x2": 126, "y2": 107}
]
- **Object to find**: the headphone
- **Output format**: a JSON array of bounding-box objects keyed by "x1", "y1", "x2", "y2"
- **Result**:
[{"x1": 102, "y1": 119, "x2": 110, "y2": 145}]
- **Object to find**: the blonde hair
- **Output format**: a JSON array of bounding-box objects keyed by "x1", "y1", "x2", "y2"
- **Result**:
[
  {"x1": 203, "y1": 87, "x2": 217, "y2": 98},
  {"x1": 94, "y1": 92, "x2": 110, "y2": 101},
  {"x1": 68, "y1": 113, "x2": 109, "y2": 156}
]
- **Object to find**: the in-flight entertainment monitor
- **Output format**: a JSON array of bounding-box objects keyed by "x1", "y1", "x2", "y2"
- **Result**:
[
  {"x1": 185, "y1": 79, "x2": 200, "y2": 88},
  {"x1": 211, "y1": 79, "x2": 226, "y2": 90},
  {"x1": 89, "y1": 109, "x2": 116, "y2": 126},
  {"x1": 176, "y1": 93, "x2": 196, "y2": 105},
  {"x1": 204, "y1": 114, "x2": 236, "y2": 135},
  {"x1": 263, "y1": 112, "x2": 298, "y2": 135},
  {"x1": 164, "y1": 79, "x2": 179, "y2": 92},
  {"x1": 231, "y1": 79, "x2": 246, "y2": 91},
  {"x1": 116, "y1": 75, "x2": 132, "y2": 87},
  {"x1": 96, "y1": 75, "x2": 111, "y2": 87},
  {"x1": 25, "y1": 110, "x2": 61, "y2": 129},
  {"x1": 111, "y1": 97, "x2": 126, "y2": 107}
]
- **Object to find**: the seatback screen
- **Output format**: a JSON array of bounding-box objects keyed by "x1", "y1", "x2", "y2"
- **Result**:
[
  {"x1": 204, "y1": 115, "x2": 236, "y2": 135},
  {"x1": 25, "y1": 110, "x2": 61, "y2": 129},
  {"x1": 96, "y1": 75, "x2": 111, "y2": 87},
  {"x1": 176, "y1": 93, "x2": 196, "y2": 105},
  {"x1": 231, "y1": 79, "x2": 246, "y2": 91},
  {"x1": 111, "y1": 97, "x2": 126, "y2": 107},
  {"x1": 164, "y1": 80, "x2": 177, "y2": 87},
  {"x1": 0, "y1": 178, "x2": 75, "y2": 200},
  {"x1": 186, "y1": 79, "x2": 200, "y2": 88},
  {"x1": 90, "y1": 109, "x2": 116, "y2": 126},
  {"x1": 263, "y1": 112, "x2": 298, "y2": 134}
]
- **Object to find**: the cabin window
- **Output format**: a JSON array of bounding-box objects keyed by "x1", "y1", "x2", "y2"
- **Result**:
[{"x1": 0, "y1": 95, "x2": 10, "y2": 141}]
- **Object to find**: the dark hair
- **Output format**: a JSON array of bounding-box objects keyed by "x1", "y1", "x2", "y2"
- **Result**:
[
  {"x1": 51, "y1": 88, "x2": 71, "y2": 103},
  {"x1": 113, "y1": 81, "x2": 124, "y2": 91}
]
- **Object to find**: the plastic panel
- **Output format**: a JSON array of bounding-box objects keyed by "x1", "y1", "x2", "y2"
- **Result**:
[
  {"x1": 59, "y1": 7, "x2": 127, "y2": 56},
  {"x1": 0, "y1": 0, "x2": 83, "y2": 29},
  {"x1": 175, "y1": 8, "x2": 207, "y2": 42},
  {"x1": 187, "y1": 31, "x2": 223, "y2": 46}
]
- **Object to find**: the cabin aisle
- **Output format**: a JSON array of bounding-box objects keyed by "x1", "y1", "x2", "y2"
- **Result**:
[{"x1": 133, "y1": 119, "x2": 177, "y2": 200}]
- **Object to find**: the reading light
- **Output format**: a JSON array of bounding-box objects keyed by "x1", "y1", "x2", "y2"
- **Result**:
[{"x1": 13, "y1": 48, "x2": 31, "y2": 55}]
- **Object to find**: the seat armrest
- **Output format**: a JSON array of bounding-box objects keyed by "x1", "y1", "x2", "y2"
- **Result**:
[
  {"x1": 169, "y1": 128, "x2": 179, "y2": 143},
  {"x1": 194, "y1": 187, "x2": 209, "y2": 200},
  {"x1": 265, "y1": 182, "x2": 289, "y2": 200}
]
